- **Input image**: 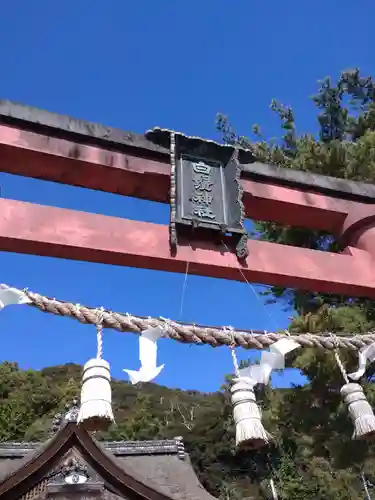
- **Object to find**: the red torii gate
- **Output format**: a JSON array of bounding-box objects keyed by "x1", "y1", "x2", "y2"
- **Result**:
[{"x1": 0, "y1": 100, "x2": 375, "y2": 298}]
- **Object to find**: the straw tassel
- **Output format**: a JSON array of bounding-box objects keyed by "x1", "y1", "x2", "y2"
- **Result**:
[
  {"x1": 230, "y1": 379, "x2": 271, "y2": 449},
  {"x1": 341, "y1": 383, "x2": 375, "y2": 440},
  {"x1": 332, "y1": 343, "x2": 375, "y2": 441},
  {"x1": 77, "y1": 309, "x2": 114, "y2": 431},
  {"x1": 230, "y1": 342, "x2": 271, "y2": 450}
]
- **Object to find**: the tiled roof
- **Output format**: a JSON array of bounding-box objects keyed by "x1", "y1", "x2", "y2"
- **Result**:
[
  {"x1": 117, "y1": 454, "x2": 215, "y2": 500},
  {"x1": 0, "y1": 438, "x2": 53, "y2": 483},
  {"x1": 0, "y1": 434, "x2": 216, "y2": 500}
]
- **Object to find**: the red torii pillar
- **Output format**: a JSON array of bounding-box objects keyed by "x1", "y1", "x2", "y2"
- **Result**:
[{"x1": 0, "y1": 101, "x2": 375, "y2": 298}]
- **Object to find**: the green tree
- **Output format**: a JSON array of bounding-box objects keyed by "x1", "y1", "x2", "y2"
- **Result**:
[
  {"x1": 217, "y1": 68, "x2": 375, "y2": 499},
  {"x1": 105, "y1": 392, "x2": 165, "y2": 441},
  {"x1": 217, "y1": 68, "x2": 375, "y2": 317}
]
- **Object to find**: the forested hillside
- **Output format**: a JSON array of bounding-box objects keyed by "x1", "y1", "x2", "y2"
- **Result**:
[{"x1": 1, "y1": 358, "x2": 375, "y2": 500}]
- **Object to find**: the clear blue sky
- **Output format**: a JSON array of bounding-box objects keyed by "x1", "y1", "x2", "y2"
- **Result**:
[{"x1": 0, "y1": 1, "x2": 373, "y2": 392}]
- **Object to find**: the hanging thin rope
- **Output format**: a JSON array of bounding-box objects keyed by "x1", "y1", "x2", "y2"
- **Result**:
[
  {"x1": 269, "y1": 479, "x2": 279, "y2": 500},
  {"x1": 179, "y1": 261, "x2": 190, "y2": 318},
  {"x1": 228, "y1": 328, "x2": 240, "y2": 377},
  {"x1": 334, "y1": 351, "x2": 350, "y2": 384},
  {"x1": 2, "y1": 284, "x2": 375, "y2": 351},
  {"x1": 96, "y1": 308, "x2": 105, "y2": 359},
  {"x1": 330, "y1": 333, "x2": 350, "y2": 383},
  {"x1": 361, "y1": 472, "x2": 372, "y2": 500},
  {"x1": 221, "y1": 239, "x2": 279, "y2": 332}
]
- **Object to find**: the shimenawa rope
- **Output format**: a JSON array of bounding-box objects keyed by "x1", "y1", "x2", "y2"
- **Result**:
[{"x1": 3, "y1": 285, "x2": 375, "y2": 351}]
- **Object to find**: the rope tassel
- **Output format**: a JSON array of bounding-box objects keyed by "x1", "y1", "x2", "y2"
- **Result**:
[
  {"x1": 77, "y1": 309, "x2": 114, "y2": 431},
  {"x1": 333, "y1": 344, "x2": 375, "y2": 441},
  {"x1": 231, "y1": 379, "x2": 271, "y2": 449},
  {"x1": 229, "y1": 336, "x2": 300, "y2": 449},
  {"x1": 341, "y1": 383, "x2": 375, "y2": 440},
  {"x1": 229, "y1": 341, "x2": 271, "y2": 450}
]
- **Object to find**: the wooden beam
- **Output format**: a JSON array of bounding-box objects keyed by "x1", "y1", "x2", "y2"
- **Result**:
[
  {"x1": 241, "y1": 179, "x2": 355, "y2": 233},
  {"x1": 242, "y1": 161, "x2": 375, "y2": 203},
  {"x1": 0, "y1": 124, "x2": 170, "y2": 204},
  {"x1": 2, "y1": 100, "x2": 375, "y2": 204},
  {"x1": 0, "y1": 125, "x2": 358, "y2": 233},
  {"x1": 1, "y1": 198, "x2": 374, "y2": 298}
]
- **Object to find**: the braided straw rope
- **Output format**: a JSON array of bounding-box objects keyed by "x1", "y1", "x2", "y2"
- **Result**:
[{"x1": 6, "y1": 286, "x2": 374, "y2": 351}]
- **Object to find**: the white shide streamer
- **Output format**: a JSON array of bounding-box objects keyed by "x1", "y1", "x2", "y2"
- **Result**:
[
  {"x1": 123, "y1": 326, "x2": 165, "y2": 384},
  {"x1": 0, "y1": 285, "x2": 31, "y2": 310},
  {"x1": 237, "y1": 338, "x2": 301, "y2": 388},
  {"x1": 231, "y1": 338, "x2": 300, "y2": 450},
  {"x1": 348, "y1": 341, "x2": 375, "y2": 381}
]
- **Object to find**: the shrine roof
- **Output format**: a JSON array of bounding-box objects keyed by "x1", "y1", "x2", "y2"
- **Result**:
[
  {"x1": 1, "y1": 99, "x2": 375, "y2": 203},
  {"x1": 0, "y1": 421, "x2": 215, "y2": 500}
]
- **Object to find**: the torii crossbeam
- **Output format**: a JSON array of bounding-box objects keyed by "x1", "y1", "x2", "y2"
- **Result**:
[{"x1": 1, "y1": 100, "x2": 375, "y2": 297}]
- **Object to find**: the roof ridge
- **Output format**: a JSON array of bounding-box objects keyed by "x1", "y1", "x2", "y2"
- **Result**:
[
  {"x1": 104, "y1": 437, "x2": 185, "y2": 458},
  {"x1": 0, "y1": 437, "x2": 185, "y2": 457}
]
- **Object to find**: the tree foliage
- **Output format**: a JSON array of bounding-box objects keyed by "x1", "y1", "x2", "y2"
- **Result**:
[
  {"x1": 215, "y1": 68, "x2": 375, "y2": 498},
  {"x1": 217, "y1": 68, "x2": 375, "y2": 315}
]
